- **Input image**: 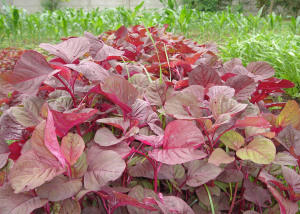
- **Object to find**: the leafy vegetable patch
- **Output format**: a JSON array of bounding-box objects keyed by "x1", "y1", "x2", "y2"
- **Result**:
[{"x1": 0, "y1": 25, "x2": 299, "y2": 213}]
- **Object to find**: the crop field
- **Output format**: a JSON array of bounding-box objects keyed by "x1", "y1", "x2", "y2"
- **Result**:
[{"x1": 0, "y1": 1, "x2": 300, "y2": 214}]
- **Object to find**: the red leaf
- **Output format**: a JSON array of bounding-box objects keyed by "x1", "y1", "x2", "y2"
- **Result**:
[{"x1": 51, "y1": 108, "x2": 98, "y2": 137}]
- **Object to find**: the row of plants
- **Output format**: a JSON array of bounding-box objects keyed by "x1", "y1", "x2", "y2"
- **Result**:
[
  {"x1": 1, "y1": 2, "x2": 299, "y2": 98},
  {"x1": 0, "y1": 24, "x2": 299, "y2": 213}
]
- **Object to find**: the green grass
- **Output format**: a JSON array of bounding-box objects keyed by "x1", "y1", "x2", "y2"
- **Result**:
[{"x1": 0, "y1": 2, "x2": 299, "y2": 97}]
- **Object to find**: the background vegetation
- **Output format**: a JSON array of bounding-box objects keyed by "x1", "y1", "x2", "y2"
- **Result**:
[{"x1": 0, "y1": 0, "x2": 299, "y2": 98}]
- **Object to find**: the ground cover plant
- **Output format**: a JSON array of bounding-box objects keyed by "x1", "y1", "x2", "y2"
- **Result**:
[
  {"x1": 0, "y1": 25, "x2": 299, "y2": 213},
  {"x1": 1, "y1": 2, "x2": 300, "y2": 98}
]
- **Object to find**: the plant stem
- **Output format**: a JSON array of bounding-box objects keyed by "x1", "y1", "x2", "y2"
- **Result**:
[
  {"x1": 54, "y1": 74, "x2": 77, "y2": 107},
  {"x1": 228, "y1": 183, "x2": 239, "y2": 214}
]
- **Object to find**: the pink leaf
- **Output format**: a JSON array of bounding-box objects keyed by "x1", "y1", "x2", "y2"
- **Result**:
[
  {"x1": 61, "y1": 133, "x2": 85, "y2": 166},
  {"x1": 45, "y1": 108, "x2": 66, "y2": 167},
  {"x1": 149, "y1": 120, "x2": 206, "y2": 165},
  {"x1": 40, "y1": 37, "x2": 90, "y2": 63},
  {"x1": 235, "y1": 116, "x2": 271, "y2": 128}
]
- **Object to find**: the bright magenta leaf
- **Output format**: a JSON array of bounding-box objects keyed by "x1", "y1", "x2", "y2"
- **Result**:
[{"x1": 45, "y1": 108, "x2": 66, "y2": 167}]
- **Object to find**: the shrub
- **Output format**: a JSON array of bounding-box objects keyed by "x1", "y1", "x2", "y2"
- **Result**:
[{"x1": 0, "y1": 25, "x2": 299, "y2": 213}]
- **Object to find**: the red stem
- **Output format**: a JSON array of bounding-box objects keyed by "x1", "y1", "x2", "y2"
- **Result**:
[
  {"x1": 197, "y1": 119, "x2": 214, "y2": 153},
  {"x1": 134, "y1": 149, "x2": 158, "y2": 193},
  {"x1": 228, "y1": 182, "x2": 239, "y2": 214},
  {"x1": 55, "y1": 74, "x2": 77, "y2": 107}
]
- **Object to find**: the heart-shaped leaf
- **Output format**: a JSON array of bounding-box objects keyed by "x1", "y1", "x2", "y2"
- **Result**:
[
  {"x1": 186, "y1": 160, "x2": 223, "y2": 187},
  {"x1": 208, "y1": 148, "x2": 235, "y2": 166},
  {"x1": 84, "y1": 145, "x2": 126, "y2": 191},
  {"x1": 236, "y1": 137, "x2": 276, "y2": 164},
  {"x1": 61, "y1": 133, "x2": 85, "y2": 166},
  {"x1": 220, "y1": 130, "x2": 245, "y2": 151}
]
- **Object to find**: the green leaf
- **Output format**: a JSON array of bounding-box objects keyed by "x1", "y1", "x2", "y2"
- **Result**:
[
  {"x1": 236, "y1": 137, "x2": 276, "y2": 164},
  {"x1": 220, "y1": 130, "x2": 245, "y2": 151}
]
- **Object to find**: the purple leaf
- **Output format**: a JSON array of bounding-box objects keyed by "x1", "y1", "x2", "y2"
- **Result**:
[
  {"x1": 0, "y1": 184, "x2": 48, "y2": 214},
  {"x1": 84, "y1": 32, "x2": 104, "y2": 58},
  {"x1": 127, "y1": 185, "x2": 160, "y2": 214},
  {"x1": 0, "y1": 50, "x2": 56, "y2": 95},
  {"x1": 207, "y1": 85, "x2": 235, "y2": 100},
  {"x1": 244, "y1": 179, "x2": 271, "y2": 207},
  {"x1": 40, "y1": 37, "x2": 90, "y2": 63},
  {"x1": 94, "y1": 127, "x2": 125, "y2": 147},
  {"x1": 273, "y1": 152, "x2": 298, "y2": 166},
  {"x1": 267, "y1": 184, "x2": 298, "y2": 214},
  {"x1": 0, "y1": 109, "x2": 25, "y2": 141},
  {"x1": 0, "y1": 142, "x2": 10, "y2": 169},
  {"x1": 149, "y1": 120, "x2": 206, "y2": 165},
  {"x1": 11, "y1": 96, "x2": 44, "y2": 127},
  {"x1": 59, "y1": 199, "x2": 81, "y2": 214},
  {"x1": 188, "y1": 64, "x2": 222, "y2": 87},
  {"x1": 164, "y1": 86, "x2": 204, "y2": 119},
  {"x1": 156, "y1": 196, "x2": 195, "y2": 214},
  {"x1": 226, "y1": 75, "x2": 256, "y2": 101},
  {"x1": 246, "y1": 61, "x2": 275, "y2": 81},
  {"x1": 45, "y1": 108, "x2": 66, "y2": 167},
  {"x1": 144, "y1": 79, "x2": 167, "y2": 106},
  {"x1": 186, "y1": 160, "x2": 223, "y2": 187},
  {"x1": 277, "y1": 126, "x2": 300, "y2": 156},
  {"x1": 223, "y1": 58, "x2": 243, "y2": 73},
  {"x1": 84, "y1": 145, "x2": 126, "y2": 191},
  {"x1": 94, "y1": 43, "x2": 124, "y2": 61},
  {"x1": 36, "y1": 175, "x2": 82, "y2": 201},
  {"x1": 128, "y1": 159, "x2": 179, "y2": 180},
  {"x1": 66, "y1": 60, "x2": 110, "y2": 83},
  {"x1": 282, "y1": 166, "x2": 300, "y2": 194},
  {"x1": 210, "y1": 93, "x2": 247, "y2": 119},
  {"x1": 217, "y1": 163, "x2": 244, "y2": 183}
]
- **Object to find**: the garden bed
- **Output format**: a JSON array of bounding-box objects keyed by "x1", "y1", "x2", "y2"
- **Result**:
[{"x1": 0, "y1": 25, "x2": 300, "y2": 213}]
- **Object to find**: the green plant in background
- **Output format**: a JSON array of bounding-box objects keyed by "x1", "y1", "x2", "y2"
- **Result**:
[
  {"x1": 41, "y1": 0, "x2": 70, "y2": 11},
  {"x1": 256, "y1": 0, "x2": 300, "y2": 16},
  {"x1": 0, "y1": 2, "x2": 299, "y2": 98}
]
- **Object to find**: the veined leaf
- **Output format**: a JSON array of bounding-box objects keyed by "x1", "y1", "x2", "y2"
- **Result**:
[
  {"x1": 236, "y1": 137, "x2": 276, "y2": 164},
  {"x1": 220, "y1": 130, "x2": 245, "y2": 151}
]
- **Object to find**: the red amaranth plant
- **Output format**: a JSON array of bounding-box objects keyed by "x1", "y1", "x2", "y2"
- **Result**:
[{"x1": 0, "y1": 25, "x2": 298, "y2": 214}]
